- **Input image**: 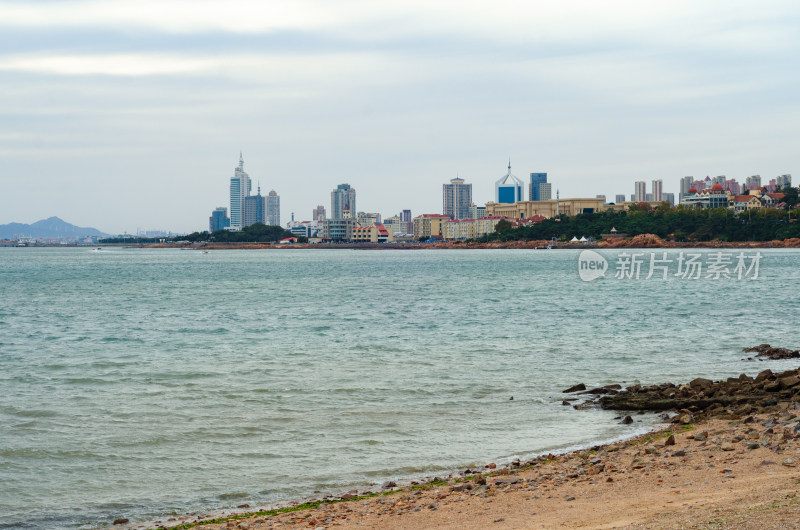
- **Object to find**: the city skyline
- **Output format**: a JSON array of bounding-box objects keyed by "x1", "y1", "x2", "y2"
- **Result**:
[
  {"x1": 1, "y1": 1, "x2": 799, "y2": 234},
  {"x1": 5, "y1": 147, "x2": 795, "y2": 236}
]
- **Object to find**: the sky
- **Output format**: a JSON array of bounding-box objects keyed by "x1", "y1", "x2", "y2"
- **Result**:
[{"x1": 1, "y1": 0, "x2": 799, "y2": 234}]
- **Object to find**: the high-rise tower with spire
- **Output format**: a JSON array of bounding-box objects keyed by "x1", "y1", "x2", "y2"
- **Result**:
[
  {"x1": 495, "y1": 160, "x2": 524, "y2": 203},
  {"x1": 242, "y1": 183, "x2": 265, "y2": 228},
  {"x1": 229, "y1": 152, "x2": 252, "y2": 229}
]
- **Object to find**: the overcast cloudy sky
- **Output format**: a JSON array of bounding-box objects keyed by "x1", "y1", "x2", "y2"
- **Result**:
[{"x1": 1, "y1": 0, "x2": 799, "y2": 234}]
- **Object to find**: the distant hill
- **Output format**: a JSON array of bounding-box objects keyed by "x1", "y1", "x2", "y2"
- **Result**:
[{"x1": 0, "y1": 217, "x2": 109, "y2": 239}]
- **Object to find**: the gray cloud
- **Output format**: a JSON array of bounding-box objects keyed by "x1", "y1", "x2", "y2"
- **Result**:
[{"x1": 1, "y1": 1, "x2": 798, "y2": 233}]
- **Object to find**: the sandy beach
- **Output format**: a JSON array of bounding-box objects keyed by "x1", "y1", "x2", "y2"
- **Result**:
[
  {"x1": 157, "y1": 415, "x2": 800, "y2": 530},
  {"x1": 146, "y1": 361, "x2": 800, "y2": 530}
]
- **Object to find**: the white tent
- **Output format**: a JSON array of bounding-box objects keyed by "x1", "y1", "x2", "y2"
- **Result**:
[
  {"x1": 579, "y1": 236, "x2": 587, "y2": 242},
  {"x1": 570, "y1": 236, "x2": 579, "y2": 242}
]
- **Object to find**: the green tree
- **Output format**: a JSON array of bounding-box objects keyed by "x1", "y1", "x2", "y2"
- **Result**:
[
  {"x1": 494, "y1": 219, "x2": 513, "y2": 233},
  {"x1": 781, "y1": 186, "x2": 799, "y2": 209}
]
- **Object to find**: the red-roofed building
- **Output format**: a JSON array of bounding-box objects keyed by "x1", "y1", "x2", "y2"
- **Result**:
[
  {"x1": 764, "y1": 193, "x2": 786, "y2": 208},
  {"x1": 732, "y1": 195, "x2": 761, "y2": 213},
  {"x1": 683, "y1": 186, "x2": 732, "y2": 209},
  {"x1": 513, "y1": 215, "x2": 547, "y2": 227},
  {"x1": 351, "y1": 223, "x2": 394, "y2": 243}
]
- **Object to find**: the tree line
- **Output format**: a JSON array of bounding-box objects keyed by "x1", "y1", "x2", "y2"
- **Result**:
[
  {"x1": 183, "y1": 223, "x2": 303, "y2": 243},
  {"x1": 100, "y1": 223, "x2": 302, "y2": 244},
  {"x1": 491, "y1": 201, "x2": 800, "y2": 243}
]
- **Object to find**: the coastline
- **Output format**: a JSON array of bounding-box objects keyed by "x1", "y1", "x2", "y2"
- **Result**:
[
  {"x1": 136, "y1": 362, "x2": 800, "y2": 530},
  {"x1": 10, "y1": 234, "x2": 798, "y2": 249},
  {"x1": 136, "y1": 234, "x2": 800, "y2": 251}
]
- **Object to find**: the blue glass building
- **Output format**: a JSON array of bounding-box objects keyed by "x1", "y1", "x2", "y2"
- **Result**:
[
  {"x1": 495, "y1": 161, "x2": 524, "y2": 203},
  {"x1": 209, "y1": 207, "x2": 230, "y2": 232},
  {"x1": 529, "y1": 172, "x2": 548, "y2": 201}
]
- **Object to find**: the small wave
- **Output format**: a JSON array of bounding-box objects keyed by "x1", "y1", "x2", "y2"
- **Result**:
[
  {"x1": 361, "y1": 463, "x2": 455, "y2": 477},
  {"x1": 84, "y1": 360, "x2": 132, "y2": 368},
  {"x1": 62, "y1": 377, "x2": 115, "y2": 385},
  {"x1": 40, "y1": 363, "x2": 69, "y2": 370},
  {"x1": 0, "y1": 447, "x2": 103, "y2": 459},
  {"x1": 217, "y1": 492, "x2": 250, "y2": 501},
  {"x1": 106, "y1": 435, "x2": 176, "y2": 448},
  {"x1": 101, "y1": 336, "x2": 144, "y2": 343},
  {"x1": 2, "y1": 407, "x2": 59, "y2": 418}
]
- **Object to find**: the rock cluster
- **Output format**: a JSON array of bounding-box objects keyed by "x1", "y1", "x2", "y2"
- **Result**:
[
  {"x1": 563, "y1": 366, "x2": 800, "y2": 419},
  {"x1": 743, "y1": 344, "x2": 800, "y2": 360}
]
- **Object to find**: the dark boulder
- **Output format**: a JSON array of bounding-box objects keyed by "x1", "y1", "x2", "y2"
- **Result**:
[{"x1": 744, "y1": 344, "x2": 800, "y2": 360}]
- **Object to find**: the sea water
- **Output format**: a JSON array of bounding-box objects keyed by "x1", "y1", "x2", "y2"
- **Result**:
[{"x1": 1, "y1": 247, "x2": 798, "y2": 528}]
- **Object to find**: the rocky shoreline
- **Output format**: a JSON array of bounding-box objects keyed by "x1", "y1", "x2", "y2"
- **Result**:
[
  {"x1": 128, "y1": 352, "x2": 800, "y2": 530},
  {"x1": 565, "y1": 363, "x2": 800, "y2": 422},
  {"x1": 141, "y1": 234, "x2": 800, "y2": 251}
]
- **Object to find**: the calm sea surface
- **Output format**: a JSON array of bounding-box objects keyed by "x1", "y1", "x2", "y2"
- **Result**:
[{"x1": 1, "y1": 247, "x2": 799, "y2": 528}]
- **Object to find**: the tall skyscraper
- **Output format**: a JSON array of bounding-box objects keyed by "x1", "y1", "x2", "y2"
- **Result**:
[
  {"x1": 495, "y1": 161, "x2": 524, "y2": 203},
  {"x1": 615, "y1": 194, "x2": 626, "y2": 204},
  {"x1": 209, "y1": 207, "x2": 230, "y2": 232},
  {"x1": 468, "y1": 203, "x2": 486, "y2": 219},
  {"x1": 529, "y1": 173, "x2": 548, "y2": 201},
  {"x1": 679, "y1": 176, "x2": 693, "y2": 202},
  {"x1": 538, "y1": 182, "x2": 552, "y2": 201},
  {"x1": 652, "y1": 179, "x2": 663, "y2": 202},
  {"x1": 331, "y1": 184, "x2": 356, "y2": 219},
  {"x1": 242, "y1": 188, "x2": 266, "y2": 228},
  {"x1": 229, "y1": 153, "x2": 251, "y2": 229},
  {"x1": 313, "y1": 205, "x2": 326, "y2": 221},
  {"x1": 722, "y1": 178, "x2": 740, "y2": 196},
  {"x1": 634, "y1": 181, "x2": 647, "y2": 202},
  {"x1": 401, "y1": 209, "x2": 412, "y2": 233},
  {"x1": 266, "y1": 190, "x2": 280, "y2": 226},
  {"x1": 663, "y1": 193, "x2": 675, "y2": 206},
  {"x1": 443, "y1": 177, "x2": 473, "y2": 219},
  {"x1": 777, "y1": 174, "x2": 792, "y2": 189},
  {"x1": 746, "y1": 175, "x2": 762, "y2": 190}
]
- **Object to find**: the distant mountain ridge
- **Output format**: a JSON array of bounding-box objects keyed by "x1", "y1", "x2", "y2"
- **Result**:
[{"x1": 0, "y1": 217, "x2": 109, "y2": 239}]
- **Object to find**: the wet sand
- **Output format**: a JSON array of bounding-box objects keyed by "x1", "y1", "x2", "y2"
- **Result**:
[{"x1": 151, "y1": 408, "x2": 800, "y2": 530}]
